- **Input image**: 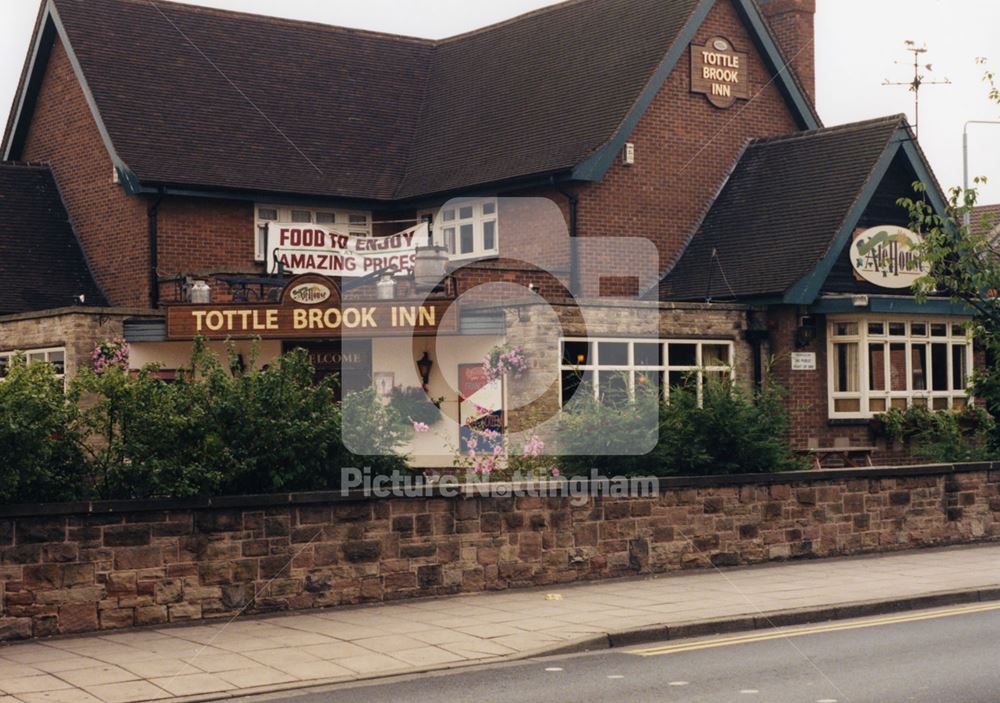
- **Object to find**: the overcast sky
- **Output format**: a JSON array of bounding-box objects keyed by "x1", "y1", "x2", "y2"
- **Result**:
[{"x1": 2, "y1": 0, "x2": 999, "y2": 202}]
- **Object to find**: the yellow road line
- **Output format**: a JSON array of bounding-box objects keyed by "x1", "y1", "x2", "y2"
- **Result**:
[{"x1": 629, "y1": 601, "x2": 1000, "y2": 657}]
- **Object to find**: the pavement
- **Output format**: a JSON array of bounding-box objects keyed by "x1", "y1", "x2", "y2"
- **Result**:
[{"x1": 1, "y1": 543, "x2": 1000, "y2": 703}]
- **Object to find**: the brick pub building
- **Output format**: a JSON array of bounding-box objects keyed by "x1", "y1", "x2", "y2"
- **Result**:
[{"x1": 0, "y1": 0, "x2": 974, "y2": 465}]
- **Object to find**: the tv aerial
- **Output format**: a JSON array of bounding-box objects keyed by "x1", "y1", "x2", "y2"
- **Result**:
[{"x1": 882, "y1": 41, "x2": 951, "y2": 139}]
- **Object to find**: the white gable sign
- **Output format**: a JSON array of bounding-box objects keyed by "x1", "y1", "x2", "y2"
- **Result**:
[{"x1": 850, "y1": 225, "x2": 927, "y2": 289}]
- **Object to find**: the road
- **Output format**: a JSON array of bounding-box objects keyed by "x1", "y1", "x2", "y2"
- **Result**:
[{"x1": 244, "y1": 601, "x2": 1000, "y2": 703}]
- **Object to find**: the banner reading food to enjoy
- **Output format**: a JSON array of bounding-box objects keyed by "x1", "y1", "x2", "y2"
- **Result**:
[{"x1": 266, "y1": 222, "x2": 429, "y2": 277}]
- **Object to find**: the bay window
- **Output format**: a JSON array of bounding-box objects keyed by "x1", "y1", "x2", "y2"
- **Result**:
[
  {"x1": 254, "y1": 205, "x2": 372, "y2": 261},
  {"x1": 419, "y1": 198, "x2": 498, "y2": 260},
  {"x1": 828, "y1": 317, "x2": 972, "y2": 417}
]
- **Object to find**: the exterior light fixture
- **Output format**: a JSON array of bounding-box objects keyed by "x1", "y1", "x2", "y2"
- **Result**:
[
  {"x1": 416, "y1": 351, "x2": 433, "y2": 388},
  {"x1": 795, "y1": 315, "x2": 816, "y2": 348}
]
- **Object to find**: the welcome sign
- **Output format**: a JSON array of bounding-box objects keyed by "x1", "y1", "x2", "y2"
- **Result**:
[
  {"x1": 850, "y1": 226, "x2": 927, "y2": 289},
  {"x1": 267, "y1": 222, "x2": 429, "y2": 277}
]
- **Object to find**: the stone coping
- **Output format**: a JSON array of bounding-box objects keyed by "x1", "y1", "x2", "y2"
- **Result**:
[
  {"x1": 0, "y1": 306, "x2": 162, "y2": 323},
  {"x1": 0, "y1": 462, "x2": 994, "y2": 519}
]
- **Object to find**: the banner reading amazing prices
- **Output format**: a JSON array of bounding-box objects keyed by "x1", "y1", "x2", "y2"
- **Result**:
[{"x1": 267, "y1": 222, "x2": 429, "y2": 277}]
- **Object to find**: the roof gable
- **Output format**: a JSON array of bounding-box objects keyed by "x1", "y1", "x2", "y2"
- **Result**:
[
  {"x1": 0, "y1": 163, "x2": 108, "y2": 315},
  {"x1": 4, "y1": 0, "x2": 820, "y2": 202},
  {"x1": 658, "y1": 115, "x2": 948, "y2": 304}
]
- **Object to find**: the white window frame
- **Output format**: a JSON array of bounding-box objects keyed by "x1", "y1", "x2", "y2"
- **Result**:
[
  {"x1": 254, "y1": 205, "x2": 372, "y2": 262},
  {"x1": 0, "y1": 347, "x2": 67, "y2": 380},
  {"x1": 559, "y1": 338, "x2": 734, "y2": 405},
  {"x1": 827, "y1": 315, "x2": 973, "y2": 418},
  {"x1": 418, "y1": 197, "x2": 498, "y2": 261}
]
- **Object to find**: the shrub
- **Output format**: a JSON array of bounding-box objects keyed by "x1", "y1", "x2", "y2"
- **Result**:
[
  {"x1": 342, "y1": 385, "x2": 411, "y2": 472},
  {"x1": 59, "y1": 338, "x2": 409, "y2": 501},
  {"x1": 655, "y1": 377, "x2": 804, "y2": 475},
  {"x1": 880, "y1": 405, "x2": 996, "y2": 463},
  {"x1": 70, "y1": 359, "x2": 224, "y2": 499},
  {"x1": 556, "y1": 373, "x2": 803, "y2": 477},
  {"x1": 555, "y1": 374, "x2": 661, "y2": 476},
  {"x1": 0, "y1": 354, "x2": 88, "y2": 503},
  {"x1": 387, "y1": 385, "x2": 443, "y2": 426}
]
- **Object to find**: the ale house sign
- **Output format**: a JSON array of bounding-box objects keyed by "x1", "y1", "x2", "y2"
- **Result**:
[
  {"x1": 850, "y1": 226, "x2": 927, "y2": 289},
  {"x1": 690, "y1": 37, "x2": 749, "y2": 108}
]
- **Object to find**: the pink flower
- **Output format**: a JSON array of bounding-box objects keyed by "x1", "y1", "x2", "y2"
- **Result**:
[
  {"x1": 551, "y1": 468, "x2": 561, "y2": 477},
  {"x1": 524, "y1": 435, "x2": 545, "y2": 457},
  {"x1": 412, "y1": 421, "x2": 429, "y2": 433}
]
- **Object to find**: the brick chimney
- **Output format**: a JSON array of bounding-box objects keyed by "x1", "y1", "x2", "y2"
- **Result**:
[{"x1": 757, "y1": 0, "x2": 816, "y2": 105}]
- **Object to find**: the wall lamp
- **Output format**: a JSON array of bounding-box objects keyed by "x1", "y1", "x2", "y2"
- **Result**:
[
  {"x1": 416, "y1": 351, "x2": 433, "y2": 389},
  {"x1": 795, "y1": 315, "x2": 816, "y2": 348}
]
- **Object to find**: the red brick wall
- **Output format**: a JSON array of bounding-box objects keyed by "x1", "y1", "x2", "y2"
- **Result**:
[
  {"x1": 20, "y1": 37, "x2": 149, "y2": 308},
  {"x1": 574, "y1": 0, "x2": 801, "y2": 291},
  {"x1": 758, "y1": 0, "x2": 816, "y2": 104},
  {"x1": 155, "y1": 197, "x2": 257, "y2": 304}
]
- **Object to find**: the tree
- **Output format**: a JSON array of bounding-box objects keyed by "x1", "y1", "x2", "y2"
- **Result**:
[{"x1": 897, "y1": 61, "x2": 1000, "y2": 441}]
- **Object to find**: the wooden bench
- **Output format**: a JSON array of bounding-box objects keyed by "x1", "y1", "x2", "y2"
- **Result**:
[{"x1": 799, "y1": 439, "x2": 876, "y2": 470}]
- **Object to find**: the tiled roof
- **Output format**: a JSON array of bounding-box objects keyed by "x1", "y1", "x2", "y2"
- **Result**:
[
  {"x1": 44, "y1": 0, "x2": 701, "y2": 201},
  {"x1": 658, "y1": 114, "x2": 906, "y2": 301},
  {"x1": 971, "y1": 204, "x2": 1000, "y2": 240},
  {"x1": 0, "y1": 163, "x2": 107, "y2": 315}
]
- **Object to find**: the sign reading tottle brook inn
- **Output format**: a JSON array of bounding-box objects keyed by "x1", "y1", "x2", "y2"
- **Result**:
[
  {"x1": 690, "y1": 36, "x2": 750, "y2": 108},
  {"x1": 165, "y1": 274, "x2": 455, "y2": 339}
]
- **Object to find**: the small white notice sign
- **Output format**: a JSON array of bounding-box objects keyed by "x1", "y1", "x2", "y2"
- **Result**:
[{"x1": 791, "y1": 352, "x2": 817, "y2": 371}]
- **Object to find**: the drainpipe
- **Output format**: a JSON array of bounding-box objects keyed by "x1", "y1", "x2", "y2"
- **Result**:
[
  {"x1": 744, "y1": 307, "x2": 769, "y2": 387},
  {"x1": 147, "y1": 188, "x2": 165, "y2": 308},
  {"x1": 556, "y1": 188, "x2": 579, "y2": 296}
]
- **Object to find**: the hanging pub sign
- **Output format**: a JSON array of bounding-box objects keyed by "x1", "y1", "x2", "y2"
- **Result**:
[
  {"x1": 690, "y1": 36, "x2": 749, "y2": 108},
  {"x1": 165, "y1": 274, "x2": 456, "y2": 340},
  {"x1": 850, "y1": 226, "x2": 927, "y2": 289},
  {"x1": 266, "y1": 222, "x2": 429, "y2": 277}
]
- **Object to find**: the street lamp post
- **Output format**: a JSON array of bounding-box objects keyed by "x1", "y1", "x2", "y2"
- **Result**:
[{"x1": 963, "y1": 120, "x2": 1000, "y2": 227}]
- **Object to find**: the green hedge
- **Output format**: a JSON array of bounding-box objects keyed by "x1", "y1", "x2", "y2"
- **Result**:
[
  {"x1": 0, "y1": 340, "x2": 406, "y2": 504},
  {"x1": 556, "y1": 374, "x2": 806, "y2": 476}
]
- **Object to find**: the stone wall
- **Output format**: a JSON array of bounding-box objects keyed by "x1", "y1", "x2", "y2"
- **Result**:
[
  {"x1": 1, "y1": 464, "x2": 998, "y2": 641},
  {"x1": 0, "y1": 308, "x2": 155, "y2": 379}
]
